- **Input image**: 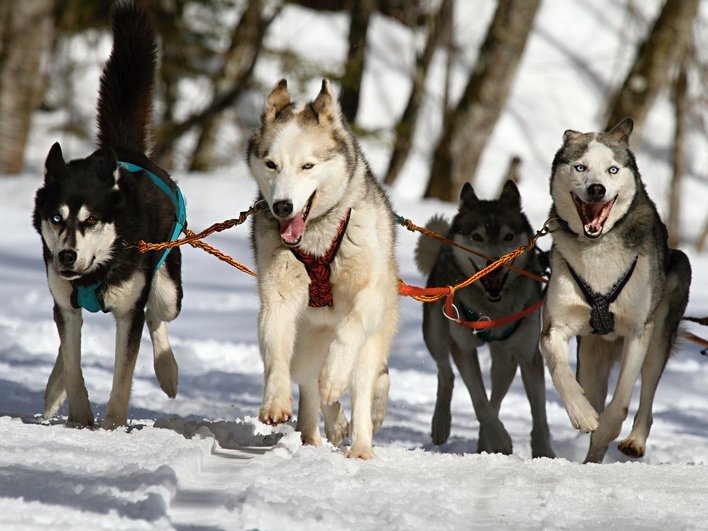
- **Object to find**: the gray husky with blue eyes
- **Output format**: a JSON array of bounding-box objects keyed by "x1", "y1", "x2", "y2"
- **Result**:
[
  {"x1": 415, "y1": 180, "x2": 554, "y2": 458},
  {"x1": 540, "y1": 118, "x2": 691, "y2": 463}
]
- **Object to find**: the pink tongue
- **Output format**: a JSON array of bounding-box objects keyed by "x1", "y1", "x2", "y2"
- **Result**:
[{"x1": 279, "y1": 212, "x2": 305, "y2": 244}]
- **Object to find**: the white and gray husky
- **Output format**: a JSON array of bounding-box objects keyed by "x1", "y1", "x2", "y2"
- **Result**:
[
  {"x1": 540, "y1": 118, "x2": 691, "y2": 463},
  {"x1": 415, "y1": 180, "x2": 555, "y2": 458},
  {"x1": 33, "y1": 2, "x2": 183, "y2": 428},
  {"x1": 247, "y1": 80, "x2": 399, "y2": 459}
]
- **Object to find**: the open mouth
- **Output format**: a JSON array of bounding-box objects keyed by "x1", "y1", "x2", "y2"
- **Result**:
[
  {"x1": 571, "y1": 192, "x2": 616, "y2": 239},
  {"x1": 278, "y1": 191, "x2": 316, "y2": 247},
  {"x1": 470, "y1": 259, "x2": 508, "y2": 303}
]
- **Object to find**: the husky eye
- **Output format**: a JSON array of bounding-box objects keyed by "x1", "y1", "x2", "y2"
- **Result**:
[
  {"x1": 264, "y1": 160, "x2": 277, "y2": 170},
  {"x1": 503, "y1": 233, "x2": 514, "y2": 242},
  {"x1": 574, "y1": 164, "x2": 586, "y2": 172},
  {"x1": 84, "y1": 216, "x2": 98, "y2": 227},
  {"x1": 608, "y1": 166, "x2": 619, "y2": 174},
  {"x1": 471, "y1": 233, "x2": 483, "y2": 242},
  {"x1": 50, "y1": 213, "x2": 62, "y2": 224},
  {"x1": 301, "y1": 163, "x2": 314, "y2": 170}
]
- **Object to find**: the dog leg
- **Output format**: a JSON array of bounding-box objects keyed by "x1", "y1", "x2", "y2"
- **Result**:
[
  {"x1": 451, "y1": 342, "x2": 512, "y2": 455},
  {"x1": 347, "y1": 335, "x2": 386, "y2": 460},
  {"x1": 296, "y1": 382, "x2": 322, "y2": 447},
  {"x1": 146, "y1": 266, "x2": 180, "y2": 398},
  {"x1": 53, "y1": 305, "x2": 94, "y2": 426},
  {"x1": 322, "y1": 401, "x2": 348, "y2": 447},
  {"x1": 103, "y1": 309, "x2": 144, "y2": 429},
  {"x1": 585, "y1": 327, "x2": 653, "y2": 463},
  {"x1": 423, "y1": 301, "x2": 454, "y2": 445},
  {"x1": 541, "y1": 323, "x2": 599, "y2": 433},
  {"x1": 258, "y1": 303, "x2": 297, "y2": 425},
  {"x1": 44, "y1": 345, "x2": 67, "y2": 418},
  {"x1": 371, "y1": 368, "x2": 390, "y2": 433},
  {"x1": 519, "y1": 347, "x2": 556, "y2": 458},
  {"x1": 146, "y1": 309, "x2": 178, "y2": 398},
  {"x1": 618, "y1": 253, "x2": 689, "y2": 458},
  {"x1": 576, "y1": 336, "x2": 615, "y2": 415}
]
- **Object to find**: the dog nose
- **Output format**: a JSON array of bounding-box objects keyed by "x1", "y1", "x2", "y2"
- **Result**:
[
  {"x1": 587, "y1": 184, "x2": 606, "y2": 202},
  {"x1": 272, "y1": 200, "x2": 293, "y2": 218},
  {"x1": 58, "y1": 250, "x2": 77, "y2": 267}
]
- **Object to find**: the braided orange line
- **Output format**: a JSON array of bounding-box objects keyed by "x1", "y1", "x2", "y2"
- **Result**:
[
  {"x1": 183, "y1": 229, "x2": 256, "y2": 276},
  {"x1": 398, "y1": 217, "x2": 549, "y2": 285}
]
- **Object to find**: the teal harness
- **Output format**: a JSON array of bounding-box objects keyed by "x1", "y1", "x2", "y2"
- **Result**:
[{"x1": 72, "y1": 161, "x2": 186, "y2": 313}]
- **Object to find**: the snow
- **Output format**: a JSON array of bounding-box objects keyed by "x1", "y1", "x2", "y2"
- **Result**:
[{"x1": 2, "y1": 1, "x2": 708, "y2": 529}]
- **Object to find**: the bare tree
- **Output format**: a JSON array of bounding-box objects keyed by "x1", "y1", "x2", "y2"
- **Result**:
[
  {"x1": 425, "y1": 0, "x2": 540, "y2": 201},
  {"x1": 667, "y1": 54, "x2": 688, "y2": 247},
  {"x1": 188, "y1": 0, "x2": 278, "y2": 171},
  {"x1": 0, "y1": 0, "x2": 55, "y2": 174},
  {"x1": 604, "y1": 0, "x2": 699, "y2": 135},
  {"x1": 383, "y1": 0, "x2": 452, "y2": 186},
  {"x1": 339, "y1": 0, "x2": 376, "y2": 124}
]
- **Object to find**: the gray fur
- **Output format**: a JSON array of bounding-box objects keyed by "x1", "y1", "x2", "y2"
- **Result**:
[{"x1": 415, "y1": 180, "x2": 554, "y2": 458}]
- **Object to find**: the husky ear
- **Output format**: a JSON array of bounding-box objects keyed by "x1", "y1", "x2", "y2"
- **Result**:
[
  {"x1": 499, "y1": 179, "x2": 521, "y2": 209},
  {"x1": 563, "y1": 129, "x2": 583, "y2": 144},
  {"x1": 90, "y1": 147, "x2": 118, "y2": 186},
  {"x1": 264, "y1": 79, "x2": 291, "y2": 121},
  {"x1": 460, "y1": 182, "x2": 479, "y2": 207},
  {"x1": 45, "y1": 142, "x2": 68, "y2": 181},
  {"x1": 606, "y1": 117, "x2": 633, "y2": 144},
  {"x1": 310, "y1": 79, "x2": 341, "y2": 123}
]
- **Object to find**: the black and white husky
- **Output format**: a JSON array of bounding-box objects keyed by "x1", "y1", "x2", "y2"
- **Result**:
[
  {"x1": 33, "y1": 2, "x2": 183, "y2": 429},
  {"x1": 540, "y1": 118, "x2": 691, "y2": 463},
  {"x1": 415, "y1": 181, "x2": 555, "y2": 458}
]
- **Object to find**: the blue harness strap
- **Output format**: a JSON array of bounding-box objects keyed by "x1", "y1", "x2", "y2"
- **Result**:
[
  {"x1": 73, "y1": 162, "x2": 186, "y2": 313},
  {"x1": 118, "y1": 161, "x2": 186, "y2": 272}
]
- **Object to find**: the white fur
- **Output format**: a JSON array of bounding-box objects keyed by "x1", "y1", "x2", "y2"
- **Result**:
[{"x1": 250, "y1": 80, "x2": 398, "y2": 459}]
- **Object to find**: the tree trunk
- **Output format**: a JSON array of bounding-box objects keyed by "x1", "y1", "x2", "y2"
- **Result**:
[
  {"x1": 425, "y1": 0, "x2": 540, "y2": 201},
  {"x1": 667, "y1": 55, "x2": 687, "y2": 247},
  {"x1": 0, "y1": 0, "x2": 55, "y2": 174},
  {"x1": 339, "y1": 0, "x2": 376, "y2": 124},
  {"x1": 604, "y1": 0, "x2": 699, "y2": 136},
  {"x1": 188, "y1": 0, "x2": 272, "y2": 171},
  {"x1": 383, "y1": 0, "x2": 451, "y2": 186}
]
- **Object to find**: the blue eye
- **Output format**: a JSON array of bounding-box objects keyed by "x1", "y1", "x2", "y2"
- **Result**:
[
  {"x1": 301, "y1": 163, "x2": 314, "y2": 170},
  {"x1": 608, "y1": 166, "x2": 619, "y2": 174},
  {"x1": 574, "y1": 164, "x2": 586, "y2": 172},
  {"x1": 50, "y1": 213, "x2": 62, "y2": 224}
]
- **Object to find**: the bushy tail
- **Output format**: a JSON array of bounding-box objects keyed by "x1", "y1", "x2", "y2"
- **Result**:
[
  {"x1": 96, "y1": 1, "x2": 157, "y2": 154},
  {"x1": 414, "y1": 214, "x2": 449, "y2": 276}
]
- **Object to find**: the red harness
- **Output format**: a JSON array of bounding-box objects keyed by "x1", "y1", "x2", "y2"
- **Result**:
[{"x1": 290, "y1": 209, "x2": 351, "y2": 308}]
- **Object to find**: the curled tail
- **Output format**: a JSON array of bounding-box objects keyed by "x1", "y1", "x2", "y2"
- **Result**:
[
  {"x1": 96, "y1": 1, "x2": 157, "y2": 154},
  {"x1": 414, "y1": 214, "x2": 449, "y2": 276}
]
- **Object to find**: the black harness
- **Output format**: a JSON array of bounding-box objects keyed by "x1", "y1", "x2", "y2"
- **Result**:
[{"x1": 567, "y1": 257, "x2": 638, "y2": 335}]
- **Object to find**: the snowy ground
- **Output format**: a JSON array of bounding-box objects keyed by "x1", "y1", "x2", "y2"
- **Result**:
[{"x1": 2, "y1": 0, "x2": 708, "y2": 529}]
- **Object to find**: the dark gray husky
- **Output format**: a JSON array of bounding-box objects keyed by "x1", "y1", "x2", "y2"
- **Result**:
[
  {"x1": 540, "y1": 118, "x2": 691, "y2": 463},
  {"x1": 415, "y1": 180, "x2": 554, "y2": 457},
  {"x1": 33, "y1": 2, "x2": 183, "y2": 428}
]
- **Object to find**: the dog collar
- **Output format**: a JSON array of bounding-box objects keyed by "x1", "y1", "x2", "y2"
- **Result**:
[
  {"x1": 567, "y1": 257, "x2": 637, "y2": 335},
  {"x1": 70, "y1": 161, "x2": 186, "y2": 313},
  {"x1": 290, "y1": 209, "x2": 351, "y2": 308}
]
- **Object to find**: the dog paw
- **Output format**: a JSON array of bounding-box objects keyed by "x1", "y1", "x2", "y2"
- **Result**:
[
  {"x1": 478, "y1": 418, "x2": 512, "y2": 455},
  {"x1": 561, "y1": 384, "x2": 599, "y2": 433},
  {"x1": 617, "y1": 437, "x2": 646, "y2": 458},
  {"x1": 259, "y1": 396, "x2": 292, "y2": 425},
  {"x1": 67, "y1": 402, "x2": 94, "y2": 427},
  {"x1": 346, "y1": 444, "x2": 375, "y2": 460},
  {"x1": 318, "y1": 368, "x2": 348, "y2": 405},
  {"x1": 101, "y1": 413, "x2": 127, "y2": 430},
  {"x1": 300, "y1": 433, "x2": 322, "y2": 447},
  {"x1": 324, "y1": 408, "x2": 348, "y2": 447},
  {"x1": 154, "y1": 351, "x2": 179, "y2": 398},
  {"x1": 431, "y1": 408, "x2": 451, "y2": 445}
]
